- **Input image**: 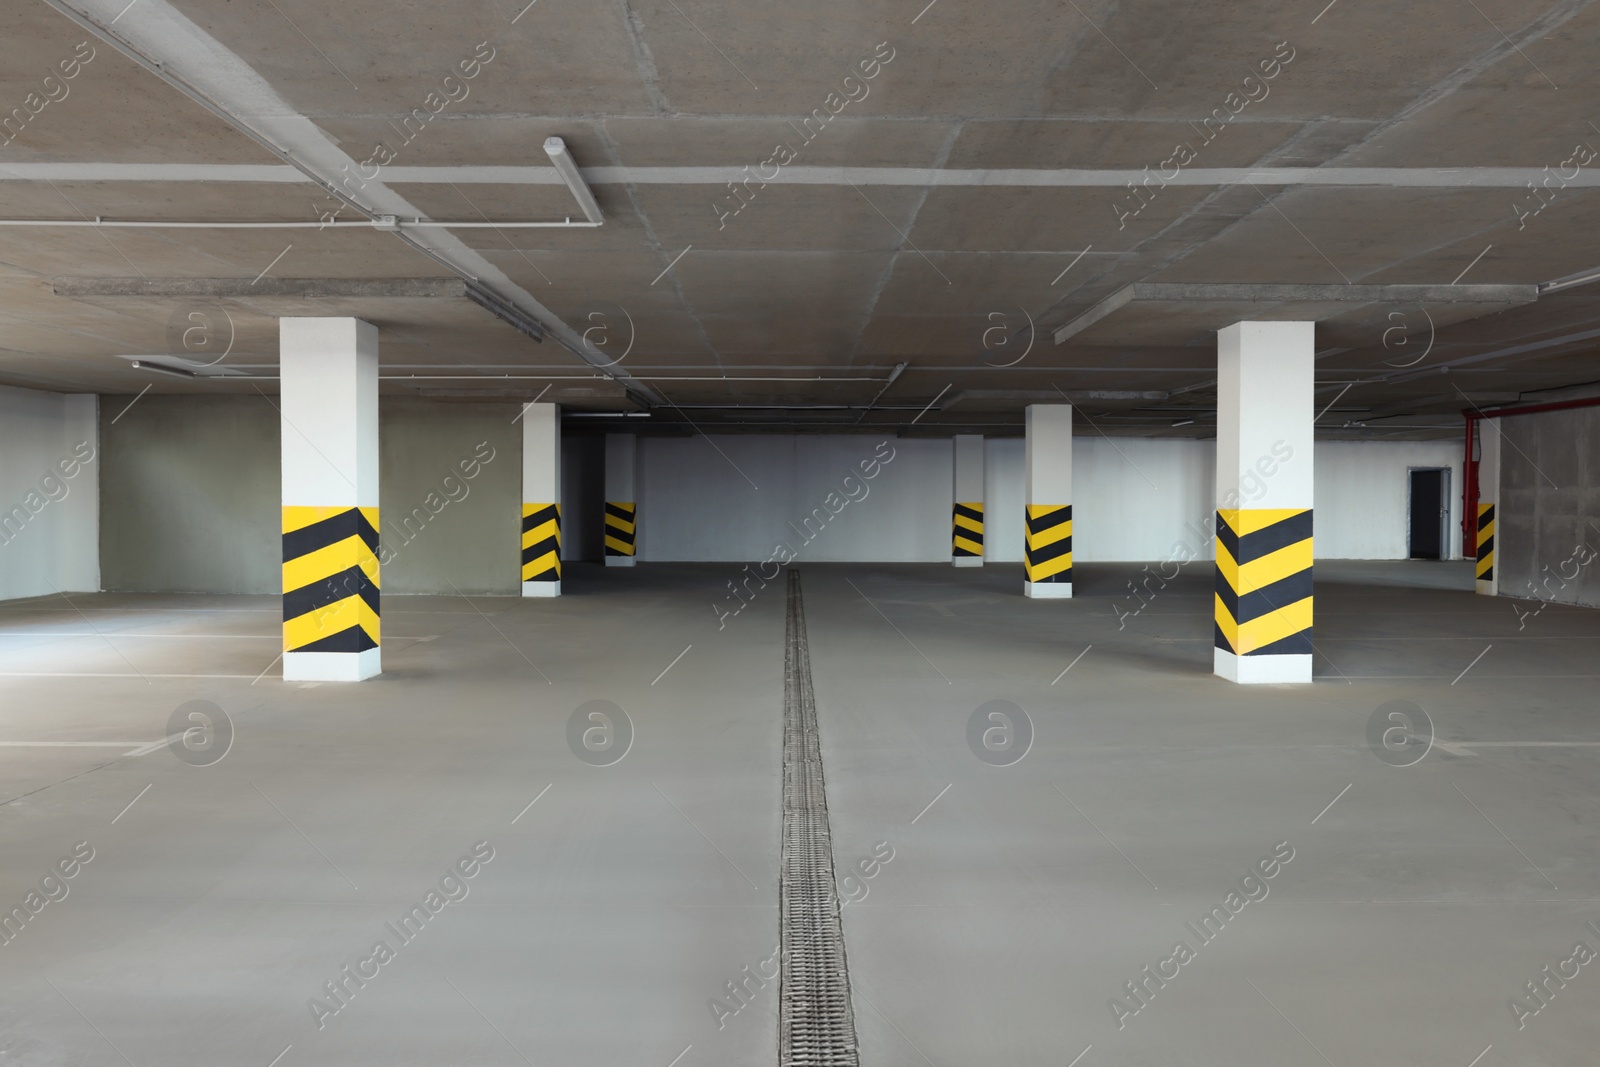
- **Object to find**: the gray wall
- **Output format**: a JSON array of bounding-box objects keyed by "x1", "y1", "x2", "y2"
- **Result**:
[
  {"x1": 100, "y1": 394, "x2": 280, "y2": 593},
  {"x1": 1499, "y1": 406, "x2": 1600, "y2": 608},
  {"x1": 100, "y1": 395, "x2": 525, "y2": 595},
  {"x1": 379, "y1": 398, "x2": 519, "y2": 595}
]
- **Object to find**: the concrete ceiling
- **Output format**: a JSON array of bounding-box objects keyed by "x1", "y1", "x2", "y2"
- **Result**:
[{"x1": 4, "y1": 0, "x2": 1600, "y2": 436}]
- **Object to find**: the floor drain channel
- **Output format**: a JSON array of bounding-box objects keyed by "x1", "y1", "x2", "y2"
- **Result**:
[{"x1": 780, "y1": 570, "x2": 860, "y2": 1067}]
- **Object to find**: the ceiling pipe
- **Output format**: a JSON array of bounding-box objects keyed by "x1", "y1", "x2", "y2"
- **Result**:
[{"x1": 34, "y1": 0, "x2": 661, "y2": 408}]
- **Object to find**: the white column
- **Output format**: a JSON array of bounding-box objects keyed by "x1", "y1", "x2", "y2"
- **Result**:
[
  {"x1": 280, "y1": 318, "x2": 380, "y2": 682},
  {"x1": 1024, "y1": 405, "x2": 1073, "y2": 598},
  {"x1": 521, "y1": 403, "x2": 562, "y2": 597},
  {"x1": 604, "y1": 433, "x2": 637, "y2": 566},
  {"x1": 1214, "y1": 322, "x2": 1314, "y2": 684},
  {"x1": 1476, "y1": 419, "x2": 1499, "y2": 595},
  {"x1": 952, "y1": 434, "x2": 985, "y2": 567}
]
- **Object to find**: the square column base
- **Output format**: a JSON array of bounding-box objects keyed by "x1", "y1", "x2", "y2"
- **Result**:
[
  {"x1": 1214, "y1": 648, "x2": 1311, "y2": 684},
  {"x1": 1025, "y1": 582, "x2": 1072, "y2": 599},
  {"x1": 605, "y1": 557, "x2": 636, "y2": 568},
  {"x1": 522, "y1": 581, "x2": 561, "y2": 597},
  {"x1": 284, "y1": 648, "x2": 381, "y2": 682},
  {"x1": 1475, "y1": 579, "x2": 1496, "y2": 596},
  {"x1": 953, "y1": 557, "x2": 983, "y2": 568}
]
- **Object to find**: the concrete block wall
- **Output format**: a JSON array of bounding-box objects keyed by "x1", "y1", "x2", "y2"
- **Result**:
[{"x1": 1498, "y1": 406, "x2": 1600, "y2": 608}]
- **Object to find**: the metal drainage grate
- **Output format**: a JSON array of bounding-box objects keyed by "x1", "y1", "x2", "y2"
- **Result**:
[{"x1": 780, "y1": 569, "x2": 860, "y2": 1067}]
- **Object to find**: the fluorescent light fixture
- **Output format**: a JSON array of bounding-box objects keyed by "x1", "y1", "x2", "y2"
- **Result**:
[
  {"x1": 465, "y1": 282, "x2": 545, "y2": 343},
  {"x1": 1171, "y1": 418, "x2": 1195, "y2": 427},
  {"x1": 1540, "y1": 264, "x2": 1600, "y2": 295},
  {"x1": 544, "y1": 137, "x2": 604, "y2": 225},
  {"x1": 131, "y1": 359, "x2": 197, "y2": 378}
]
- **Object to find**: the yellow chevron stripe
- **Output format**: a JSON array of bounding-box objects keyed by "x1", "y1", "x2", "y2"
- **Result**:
[
  {"x1": 282, "y1": 505, "x2": 377, "y2": 534},
  {"x1": 1025, "y1": 519, "x2": 1072, "y2": 549},
  {"x1": 1027, "y1": 551, "x2": 1072, "y2": 582},
  {"x1": 1476, "y1": 556, "x2": 1493, "y2": 579},
  {"x1": 1238, "y1": 537, "x2": 1313, "y2": 595},
  {"x1": 522, "y1": 519, "x2": 559, "y2": 549},
  {"x1": 522, "y1": 551, "x2": 559, "y2": 581},
  {"x1": 604, "y1": 534, "x2": 635, "y2": 555},
  {"x1": 604, "y1": 515, "x2": 637, "y2": 535},
  {"x1": 1237, "y1": 596, "x2": 1313, "y2": 655},
  {"x1": 953, "y1": 514, "x2": 984, "y2": 535},
  {"x1": 1231, "y1": 508, "x2": 1305, "y2": 536},
  {"x1": 1214, "y1": 593, "x2": 1238, "y2": 653},
  {"x1": 283, "y1": 535, "x2": 379, "y2": 593},
  {"x1": 953, "y1": 534, "x2": 983, "y2": 555},
  {"x1": 284, "y1": 595, "x2": 380, "y2": 652}
]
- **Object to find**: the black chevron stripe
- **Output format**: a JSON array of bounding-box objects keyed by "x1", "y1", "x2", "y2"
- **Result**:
[
  {"x1": 283, "y1": 508, "x2": 379, "y2": 562},
  {"x1": 283, "y1": 565, "x2": 380, "y2": 621},
  {"x1": 1238, "y1": 511, "x2": 1313, "y2": 560},
  {"x1": 522, "y1": 505, "x2": 559, "y2": 533},
  {"x1": 292, "y1": 624, "x2": 379, "y2": 654},
  {"x1": 1026, "y1": 536, "x2": 1072, "y2": 564},
  {"x1": 1025, "y1": 506, "x2": 1070, "y2": 534},
  {"x1": 522, "y1": 536, "x2": 559, "y2": 565},
  {"x1": 1234, "y1": 570, "x2": 1313, "y2": 625}
]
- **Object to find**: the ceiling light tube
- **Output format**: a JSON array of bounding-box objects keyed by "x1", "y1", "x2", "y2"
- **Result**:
[
  {"x1": 131, "y1": 360, "x2": 197, "y2": 378},
  {"x1": 544, "y1": 137, "x2": 604, "y2": 225}
]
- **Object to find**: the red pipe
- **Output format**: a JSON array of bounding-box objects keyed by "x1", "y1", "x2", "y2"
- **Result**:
[{"x1": 1463, "y1": 413, "x2": 1478, "y2": 550}]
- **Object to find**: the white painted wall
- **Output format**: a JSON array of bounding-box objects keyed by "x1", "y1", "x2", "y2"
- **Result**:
[
  {"x1": 1315, "y1": 440, "x2": 1463, "y2": 560},
  {"x1": 637, "y1": 433, "x2": 1463, "y2": 563},
  {"x1": 0, "y1": 386, "x2": 99, "y2": 599},
  {"x1": 984, "y1": 438, "x2": 1024, "y2": 562}
]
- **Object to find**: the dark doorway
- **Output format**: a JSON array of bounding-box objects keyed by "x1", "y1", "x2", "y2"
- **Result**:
[{"x1": 1408, "y1": 468, "x2": 1450, "y2": 559}]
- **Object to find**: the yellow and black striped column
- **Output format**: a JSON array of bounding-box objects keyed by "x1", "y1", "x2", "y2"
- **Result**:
[
  {"x1": 952, "y1": 434, "x2": 985, "y2": 568},
  {"x1": 953, "y1": 503, "x2": 984, "y2": 561},
  {"x1": 604, "y1": 502, "x2": 636, "y2": 560},
  {"x1": 1215, "y1": 321, "x2": 1313, "y2": 683},
  {"x1": 1025, "y1": 505, "x2": 1072, "y2": 589},
  {"x1": 283, "y1": 507, "x2": 380, "y2": 655},
  {"x1": 280, "y1": 317, "x2": 380, "y2": 681},
  {"x1": 522, "y1": 402, "x2": 562, "y2": 596},
  {"x1": 1475, "y1": 503, "x2": 1495, "y2": 587},
  {"x1": 522, "y1": 503, "x2": 561, "y2": 590},
  {"x1": 1024, "y1": 405, "x2": 1073, "y2": 598},
  {"x1": 1214, "y1": 509, "x2": 1313, "y2": 662},
  {"x1": 1475, "y1": 419, "x2": 1499, "y2": 596},
  {"x1": 605, "y1": 433, "x2": 638, "y2": 568}
]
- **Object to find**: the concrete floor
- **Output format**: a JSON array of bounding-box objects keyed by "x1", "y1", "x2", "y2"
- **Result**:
[{"x1": 3, "y1": 560, "x2": 1600, "y2": 1066}]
